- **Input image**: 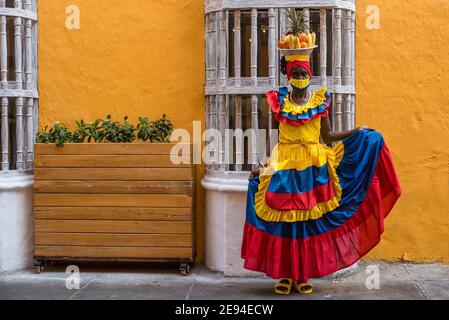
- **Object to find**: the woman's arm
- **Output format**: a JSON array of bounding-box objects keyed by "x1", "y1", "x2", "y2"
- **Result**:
[{"x1": 320, "y1": 115, "x2": 374, "y2": 144}]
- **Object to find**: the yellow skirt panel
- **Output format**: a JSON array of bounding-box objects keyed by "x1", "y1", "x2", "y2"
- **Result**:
[{"x1": 255, "y1": 142, "x2": 345, "y2": 223}]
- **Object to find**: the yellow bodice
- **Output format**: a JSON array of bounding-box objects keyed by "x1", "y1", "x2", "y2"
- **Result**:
[
  {"x1": 267, "y1": 86, "x2": 330, "y2": 145},
  {"x1": 278, "y1": 117, "x2": 321, "y2": 144}
]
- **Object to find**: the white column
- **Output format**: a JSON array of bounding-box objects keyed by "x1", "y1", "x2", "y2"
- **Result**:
[
  {"x1": 205, "y1": 14, "x2": 211, "y2": 87},
  {"x1": 343, "y1": 10, "x2": 352, "y2": 131},
  {"x1": 219, "y1": 10, "x2": 227, "y2": 88},
  {"x1": 320, "y1": 9, "x2": 327, "y2": 87},
  {"x1": 250, "y1": 9, "x2": 257, "y2": 87},
  {"x1": 14, "y1": 0, "x2": 24, "y2": 171},
  {"x1": 0, "y1": 12, "x2": 6, "y2": 89},
  {"x1": 15, "y1": 0, "x2": 23, "y2": 89},
  {"x1": 343, "y1": 10, "x2": 351, "y2": 85},
  {"x1": 234, "y1": 10, "x2": 241, "y2": 87},
  {"x1": 234, "y1": 96, "x2": 243, "y2": 172},
  {"x1": 304, "y1": 8, "x2": 310, "y2": 30},
  {"x1": 335, "y1": 94, "x2": 343, "y2": 132},
  {"x1": 218, "y1": 95, "x2": 227, "y2": 171},
  {"x1": 268, "y1": 8, "x2": 276, "y2": 87},
  {"x1": 251, "y1": 95, "x2": 259, "y2": 169},
  {"x1": 26, "y1": 98, "x2": 33, "y2": 170},
  {"x1": 210, "y1": 95, "x2": 218, "y2": 170},
  {"x1": 16, "y1": 97, "x2": 24, "y2": 171},
  {"x1": 1, "y1": 97, "x2": 8, "y2": 171},
  {"x1": 351, "y1": 11, "x2": 356, "y2": 87},
  {"x1": 333, "y1": 9, "x2": 342, "y2": 86},
  {"x1": 211, "y1": 12, "x2": 218, "y2": 88},
  {"x1": 25, "y1": 0, "x2": 34, "y2": 170},
  {"x1": 279, "y1": 8, "x2": 288, "y2": 87}
]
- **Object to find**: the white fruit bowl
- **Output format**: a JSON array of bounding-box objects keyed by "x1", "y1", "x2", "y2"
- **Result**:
[{"x1": 277, "y1": 46, "x2": 318, "y2": 56}]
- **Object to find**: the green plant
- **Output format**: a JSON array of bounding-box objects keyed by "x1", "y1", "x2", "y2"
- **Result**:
[
  {"x1": 73, "y1": 119, "x2": 103, "y2": 143},
  {"x1": 36, "y1": 114, "x2": 172, "y2": 146},
  {"x1": 149, "y1": 114, "x2": 173, "y2": 143},
  {"x1": 35, "y1": 121, "x2": 73, "y2": 147},
  {"x1": 137, "y1": 114, "x2": 173, "y2": 143},
  {"x1": 100, "y1": 115, "x2": 136, "y2": 143},
  {"x1": 35, "y1": 125, "x2": 52, "y2": 144},
  {"x1": 136, "y1": 116, "x2": 152, "y2": 142}
]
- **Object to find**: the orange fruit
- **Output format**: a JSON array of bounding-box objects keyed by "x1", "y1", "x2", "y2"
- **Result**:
[
  {"x1": 300, "y1": 42, "x2": 309, "y2": 48},
  {"x1": 299, "y1": 33, "x2": 308, "y2": 43},
  {"x1": 277, "y1": 40, "x2": 288, "y2": 49}
]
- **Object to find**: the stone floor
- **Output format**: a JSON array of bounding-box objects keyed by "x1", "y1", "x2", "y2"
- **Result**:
[{"x1": 0, "y1": 261, "x2": 448, "y2": 300}]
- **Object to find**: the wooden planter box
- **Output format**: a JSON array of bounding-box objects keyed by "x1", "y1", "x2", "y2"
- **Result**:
[{"x1": 33, "y1": 143, "x2": 196, "y2": 274}]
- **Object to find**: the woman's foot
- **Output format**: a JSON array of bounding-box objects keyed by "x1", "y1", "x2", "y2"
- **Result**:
[
  {"x1": 274, "y1": 278, "x2": 294, "y2": 295},
  {"x1": 295, "y1": 281, "x2": 313, "y2": 294}
]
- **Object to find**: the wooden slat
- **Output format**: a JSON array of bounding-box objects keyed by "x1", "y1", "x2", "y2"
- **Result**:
[
  {"x1": 34, "y1": 143, "x2": 193, "y2": 155},
  {"x1": 35, "y1": 220, "x2": 192, "y2": 234},
  {"x1": 34, "y1": 167, "x2": 193, "y2": 181},
  {"x1": 34, "y1": 194, "x2": 192, "y2": 208},
  {"x1": 35, "y1": 233, "x2": 192, "y2": 247},
  {"x1": 34, "y1": 207, "x2": 192, "y2": 221},
  {"x1": 34, "y1": 155, "x2": 192, "y2": 168},
  {"x1": 35, "y1": 246, "x2": 192, "y2": 259},
  {"x1": 34, "y1": 180, "x2": 192, "y2": 194}
]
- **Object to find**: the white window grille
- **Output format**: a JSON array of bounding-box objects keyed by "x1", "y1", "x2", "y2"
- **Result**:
[
  {"x1": 0, "y1": 0, "x2": 38, "y2": 174},
  {"x1": 204, "y1": 0, "x2": 356, "y2": 173}
]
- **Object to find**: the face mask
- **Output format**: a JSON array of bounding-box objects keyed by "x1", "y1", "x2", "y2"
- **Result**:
[{"x1": 289, "y1": 77, "x2": 311, "y2": 90}]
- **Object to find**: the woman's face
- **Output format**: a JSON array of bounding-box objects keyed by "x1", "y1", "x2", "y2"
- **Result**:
[{"x1": 290, "y1": 66, "x2": 309, "y2": 80}]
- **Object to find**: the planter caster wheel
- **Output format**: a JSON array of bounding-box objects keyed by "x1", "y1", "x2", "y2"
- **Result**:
[
  {"x1": 35, "y1": 260, "x2": 46, "y2": 274},
  {"x1": 179, "y1": 263, "x2": 190, "y2": 276}
]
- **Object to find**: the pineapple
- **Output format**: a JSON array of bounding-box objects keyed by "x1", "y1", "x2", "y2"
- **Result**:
[{"x1": 285, "y1": 8, "x2": 309, "y2": 36}]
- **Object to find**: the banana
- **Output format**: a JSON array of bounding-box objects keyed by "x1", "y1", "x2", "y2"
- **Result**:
[
  {"x1": 293, "y1": 36, "x2": 300, "y2": 49},
  {"x1": 288, "y1": 34, "x2": 295, "y2": 49},
  {"x1": 311, "y1": 32, "x2": 316, "y2": 47}
]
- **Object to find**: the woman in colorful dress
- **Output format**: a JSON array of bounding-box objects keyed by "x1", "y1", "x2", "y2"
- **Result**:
[{"x1": 240, "y1": 45, "x2": 402, "y2": 295}]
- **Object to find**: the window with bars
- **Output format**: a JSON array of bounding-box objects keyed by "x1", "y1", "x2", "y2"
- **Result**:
[
  {"x1": 205, "y1": 0, "x2": 356, "y2": 173},
  {"x1": 0, "y1": 0, "x2": 38, "y2": 174}
]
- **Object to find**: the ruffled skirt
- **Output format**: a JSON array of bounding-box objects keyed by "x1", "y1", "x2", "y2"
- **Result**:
[{"x1": 241, "y1": 130, "x2": 402, "y2": 281}]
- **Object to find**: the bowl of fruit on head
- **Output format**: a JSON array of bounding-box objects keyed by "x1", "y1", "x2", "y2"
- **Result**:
[{"x1": 277, "y1": 8, "x2": 318, "y2": 55}]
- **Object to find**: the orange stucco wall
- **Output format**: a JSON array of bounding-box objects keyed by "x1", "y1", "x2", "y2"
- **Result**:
[
  {"x1": 357, "y1": 0, "x2": 449, "y2": 263},
  {"x1": 38, "y1": 1, "x2": 449, "y2": 264}
]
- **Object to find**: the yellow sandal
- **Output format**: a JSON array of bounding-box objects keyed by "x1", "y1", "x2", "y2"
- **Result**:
[
  {"x1": 295, "y1": 282, "x2": 313, "y2": 294},
  {"x1": 274, "y1": 278, "x2": 294, "y2": 295}
]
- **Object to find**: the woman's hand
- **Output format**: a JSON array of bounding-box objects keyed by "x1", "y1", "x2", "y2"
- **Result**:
[{"x1": 248, "y1": 166, "x2": 265, "y2": 180}]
